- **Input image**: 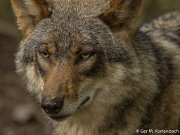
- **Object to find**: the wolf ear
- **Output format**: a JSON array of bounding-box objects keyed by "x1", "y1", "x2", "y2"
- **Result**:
[
  {"x1": 11, "y1": 0, "x2": 51, "y2": 37},
  {"x1": 99, "y1": 0, "x2": 143, "y2": 37}
]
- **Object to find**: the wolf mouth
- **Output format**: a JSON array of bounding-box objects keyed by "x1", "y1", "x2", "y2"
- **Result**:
[
  {"x1": 50, "y1": 114, "x2": 70, "y2": 121},
  {"x1": 49, "y1": 97, "x2": 90, "y2": 121},
  {"x1": 80, "y1": 97, "x2": 90, "y2": 106}
]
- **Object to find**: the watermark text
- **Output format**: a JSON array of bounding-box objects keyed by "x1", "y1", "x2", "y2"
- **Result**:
[{"x1": 136, "y1": 129, "x2": 179, "y2": 134}]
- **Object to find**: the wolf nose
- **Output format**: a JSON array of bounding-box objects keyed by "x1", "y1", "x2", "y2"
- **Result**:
[{"x1": 41, "y1": 97, "x2": 64, "y2": 115}]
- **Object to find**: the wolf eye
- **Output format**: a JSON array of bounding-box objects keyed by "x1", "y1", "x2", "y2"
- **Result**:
[
  {"x1": 79, "y1": 52, "x2": 92, "y2": 60},
  {"x1": 40, "y1": 51, "x2": 50, "y2": 59}
]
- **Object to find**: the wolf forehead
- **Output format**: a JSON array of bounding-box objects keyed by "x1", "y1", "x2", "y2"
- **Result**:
[
  {"x1": 35, "y1": 0, "x2": 118, "y2": 39},
  {"x1": 24, "y1": 8, "x2": 116, "y2": 54},
  {"x1": 27, "y1": 18, "x2": 111, "y2": 52},
  {"x1": 22, "y1": 17, "x2": 113, "y2": 64},
  {"x1": 33, "y1": 17, "x2": 105, "y2": 43}
]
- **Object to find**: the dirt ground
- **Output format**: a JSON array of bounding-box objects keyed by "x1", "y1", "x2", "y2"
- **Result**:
[{"x1": 0, "y1": 34, "x2": 50, "y2": 135}]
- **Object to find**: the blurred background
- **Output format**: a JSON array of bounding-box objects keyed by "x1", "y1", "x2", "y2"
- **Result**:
[{"x1": 0, "y1": 0, "x2": 180, "y2": 135}]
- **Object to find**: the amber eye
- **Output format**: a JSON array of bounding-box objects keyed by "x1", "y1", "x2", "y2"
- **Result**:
[
  {"x1": 40, "y1": 51, "x2": 50, "y2": 59},
  {"x1": 79, "y1": 52, "x2": 92, "y2": 61}
]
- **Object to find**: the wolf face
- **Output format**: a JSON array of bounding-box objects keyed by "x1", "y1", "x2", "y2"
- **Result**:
[
  {"x1": 12, "y1": 0, "x2": 143, "y2": 120},
  {"x1": 23, "y1": 19, "x2": 112, "y2": 119}
]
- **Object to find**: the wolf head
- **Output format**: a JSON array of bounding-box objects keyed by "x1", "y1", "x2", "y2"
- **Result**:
[{"x1": 12, "y1": 0, "x2": 143, "y2": 120}]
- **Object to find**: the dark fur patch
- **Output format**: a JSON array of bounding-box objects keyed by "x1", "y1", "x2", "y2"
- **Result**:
[
  {"x1": 99, "y1": 98, "x2": 135, "y2": 133},
  {"x1": 35, "y1": 57, "x2": 47, "y2": 77},
  {"x1": 85, "y1": 54, "x2": 106, "y2": 77},
  {"x1": 135, "y1": 31, "x2": 173, "y2": 90},
  {"x1": 106, "y1": 47, "x2": 132, "y2": 66},
  {"x1": 176, "y1": 28, "x2": 180, "y2": 36},
  {"x1": 151, "y1": 41, "x2": 173, "y2": 91},
  {"x1": 163, "y1": 34, "x2": 180, "y2": 47},
  {"x1": 137, "y1": 32, "x2": 174, "y2": 129},
  {"x1": 22, "y1": 45, "x2": 35, "y2": 64}
]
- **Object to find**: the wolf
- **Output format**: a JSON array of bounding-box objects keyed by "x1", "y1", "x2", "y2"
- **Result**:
[{"x1": 11, "y1": 0, "x2": 180, "y2": 135}]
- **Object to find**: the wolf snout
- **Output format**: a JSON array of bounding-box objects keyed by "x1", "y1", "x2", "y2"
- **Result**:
[{"x1": 41, "y1": 97, "x2": 64, "y2": 115}]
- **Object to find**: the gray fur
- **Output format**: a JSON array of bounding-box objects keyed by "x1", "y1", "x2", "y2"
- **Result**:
[{"x1": 12, "y1": 0, "x2": 180, "y2": 135}]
